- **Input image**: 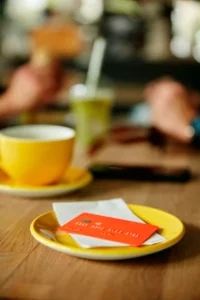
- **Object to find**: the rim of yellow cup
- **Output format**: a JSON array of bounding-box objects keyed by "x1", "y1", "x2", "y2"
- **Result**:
[{"x1": 0, "y1": 125, "x2": 75, "y2": 143}]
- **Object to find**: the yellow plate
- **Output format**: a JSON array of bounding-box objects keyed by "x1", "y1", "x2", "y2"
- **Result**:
[
  {"x1": 30, "y1": 205, "x2": 185, "y2": 260},
  {"x1": 0, "y1": 167, "x2": 92, "y2": 198}
]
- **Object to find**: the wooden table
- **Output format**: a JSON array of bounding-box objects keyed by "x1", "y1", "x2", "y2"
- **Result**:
[{"x1": 1, "y1": 142, "x2": 200, "y2": 300}]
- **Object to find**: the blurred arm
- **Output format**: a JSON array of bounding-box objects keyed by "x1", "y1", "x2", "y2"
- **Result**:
[{"x1": 0, "y1": 91, "x2": 16, "y2": 119}]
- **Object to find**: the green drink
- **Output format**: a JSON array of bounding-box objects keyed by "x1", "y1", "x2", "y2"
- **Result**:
[{"x1": 69, "y1": 85, "x2": 113, "y2": 148}]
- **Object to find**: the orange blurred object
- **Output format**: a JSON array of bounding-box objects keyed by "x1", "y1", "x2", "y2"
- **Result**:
[{"x1": 31, "y1": 22, "x2": 83, "y2": 59}]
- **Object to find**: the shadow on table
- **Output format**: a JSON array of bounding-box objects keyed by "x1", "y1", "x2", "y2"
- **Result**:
[
  {"x1": 143, "y1": 223, "x2": 200, "y2": 264},
  {"x1": 98, "y1": 223, "x2": 200, "y2": 267},
  {"x1": 167, "y1": 223, "x2": 200, "y2": 262},
  {"x1": 147, "y1": 223, "x2": 200, "y2": 264}
]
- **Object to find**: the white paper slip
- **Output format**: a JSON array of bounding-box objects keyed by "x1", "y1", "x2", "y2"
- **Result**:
[{"x1": 53, "y1": 199, "x2": 166, "y2": 248}]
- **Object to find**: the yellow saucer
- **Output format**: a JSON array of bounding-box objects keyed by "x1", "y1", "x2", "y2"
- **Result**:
[
  {"x1": 30, "y1": 205, "x2": 185, "y2": 260},
  {"x1": 0, "y1": 167, "x2": 92, "y2": 198}
]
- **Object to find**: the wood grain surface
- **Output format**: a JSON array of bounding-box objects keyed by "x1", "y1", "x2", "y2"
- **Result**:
[{"x1": 0, "y1": 142, "x2": 200, "y2": 300}]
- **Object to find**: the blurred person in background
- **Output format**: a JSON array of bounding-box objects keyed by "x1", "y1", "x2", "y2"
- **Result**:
[
  {"x1": 145, "y1": 77, "x2": 200, "y2": 146},
  {"x1": 0, "y1": 56, "x2": 61, "y2": 120}
]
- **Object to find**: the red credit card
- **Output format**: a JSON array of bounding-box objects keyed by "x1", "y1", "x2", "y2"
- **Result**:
[{"x1": 59, "y1": 213, "x2": 159, "y2": 247}]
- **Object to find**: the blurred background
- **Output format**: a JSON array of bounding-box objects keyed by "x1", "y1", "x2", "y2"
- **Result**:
[{"x1": 1, "y1": 0, "x2": 200, "y2": 129}]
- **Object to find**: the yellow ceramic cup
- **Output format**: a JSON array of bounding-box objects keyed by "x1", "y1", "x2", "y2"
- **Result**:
[{"x1": 0, "y1": 125, "x2": 75, "y2": 186}]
